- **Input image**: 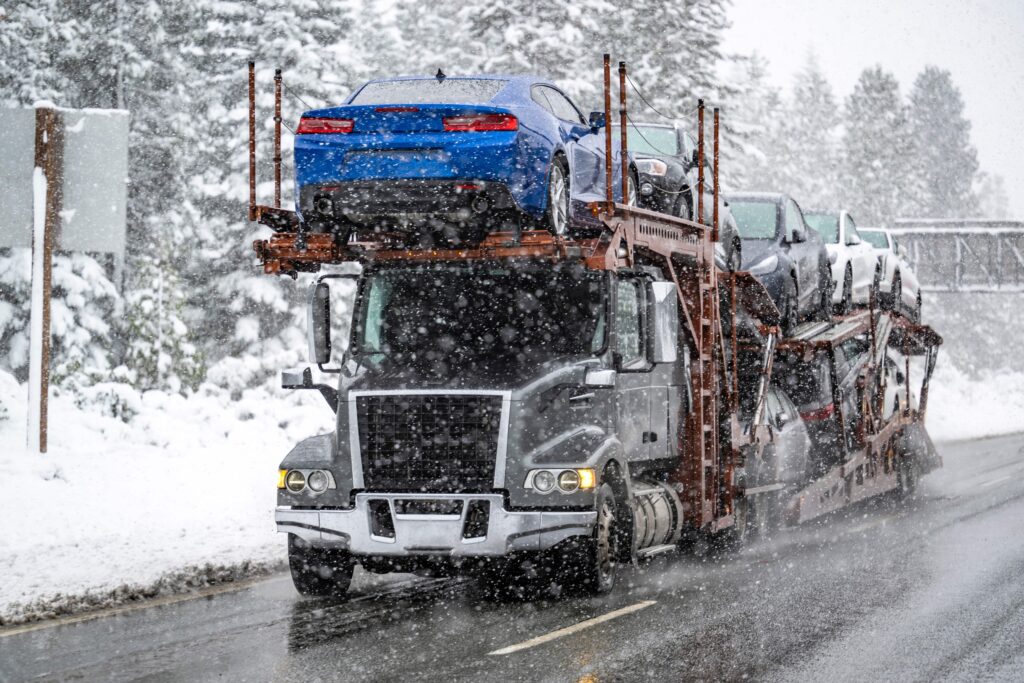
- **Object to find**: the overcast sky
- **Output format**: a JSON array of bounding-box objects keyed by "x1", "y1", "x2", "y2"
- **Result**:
[{"x1": 722, "y1": 0, "x2": 1024, "y2": 217}]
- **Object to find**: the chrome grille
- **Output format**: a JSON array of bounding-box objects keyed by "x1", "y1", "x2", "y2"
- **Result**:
[{"x1": 356, "y1": 394, "x2": 503, "y2": 492}]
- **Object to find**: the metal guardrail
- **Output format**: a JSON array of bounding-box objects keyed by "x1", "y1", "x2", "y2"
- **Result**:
[{"x1": 891, "y1": 219, "x2": 1024, "y2": 292}]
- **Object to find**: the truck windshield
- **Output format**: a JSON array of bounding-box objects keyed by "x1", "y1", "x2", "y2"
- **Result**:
[{"x1": 351, "y1": 263, "x2": 607, "y2": 376}]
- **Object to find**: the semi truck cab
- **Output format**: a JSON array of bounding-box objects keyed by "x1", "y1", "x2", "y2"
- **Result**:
[{"x1": 276, "y1": 258, "x2": 688, "y2": 596}]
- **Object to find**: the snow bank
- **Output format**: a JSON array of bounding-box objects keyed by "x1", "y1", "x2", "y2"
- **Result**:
[
  {"x1": 927, "y1": 363, "x2": 1024, "y2": 443},
  {"x1": 0, "y1": 370, "x2": 333, "y2": 625}
]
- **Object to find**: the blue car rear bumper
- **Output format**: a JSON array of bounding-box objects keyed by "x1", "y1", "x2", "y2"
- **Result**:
[{"x1": 294, "y1": 131, "x2": 549, "y2": 222}]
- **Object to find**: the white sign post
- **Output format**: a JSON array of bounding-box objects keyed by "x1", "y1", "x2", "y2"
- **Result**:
[{"x1": 1, "y1": 105, "x2": 128, "y2": 453}]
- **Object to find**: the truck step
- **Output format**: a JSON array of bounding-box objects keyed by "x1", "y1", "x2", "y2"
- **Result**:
[{"x1": 637, "y1": 544, "x2": 677, "y2": 559}]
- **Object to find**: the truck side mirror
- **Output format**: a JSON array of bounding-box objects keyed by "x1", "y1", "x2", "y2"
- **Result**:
[
  {"x1": 649, "y1": 281, "x2": 678, "y2": 363},
  {"x1": 588, "y1": 111, "x2": 606, "y2": 130},
  {"x1": 282, "y1": 366, "x2": 339, "y2": 413},
  {"x1": 308, "y1": 281, "x2": 332, "y2": 365}
]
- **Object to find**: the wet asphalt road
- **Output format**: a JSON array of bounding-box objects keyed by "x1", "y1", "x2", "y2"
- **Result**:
[{"x1": 3, "y1": 432, "x2": 1024, "y2": 682}]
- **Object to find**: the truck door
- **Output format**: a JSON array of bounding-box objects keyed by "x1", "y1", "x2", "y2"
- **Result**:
[{"x1": 613, "y1": 277, "x2": 653, "y2": 460}]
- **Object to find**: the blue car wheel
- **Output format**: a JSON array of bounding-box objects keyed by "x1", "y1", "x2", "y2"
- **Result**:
[{"x1": 547, "y1": 160, "x2": 570, "y2": 235}]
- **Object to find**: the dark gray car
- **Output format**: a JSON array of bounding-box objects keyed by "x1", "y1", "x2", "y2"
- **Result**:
[{"x1": 726, "y1": 192, "x2": 833, "y2": 335}]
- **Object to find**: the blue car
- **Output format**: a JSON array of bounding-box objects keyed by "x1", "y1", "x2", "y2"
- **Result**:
[{"x1": 294, "y1": 75, "x2": 636, "y2": 238}]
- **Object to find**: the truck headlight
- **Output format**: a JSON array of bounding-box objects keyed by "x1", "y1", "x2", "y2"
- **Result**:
[
  {"x1": 284, "y1": 470, "x2": 306, "y2": 492},
  {"x1": 527, "y1": 468, "x2": 597, "y2": 494},
  {"x1": 557, "y1": 470, "x2": 580, "y2": 492},
  {"x1": 307, "y1": 470, "x2": 329, "y2": 493},
  {"x1": 533, "y1": 470, "x2": 556, "y2": 493}
]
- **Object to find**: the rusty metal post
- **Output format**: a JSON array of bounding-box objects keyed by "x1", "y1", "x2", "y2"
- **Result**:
[
  {"x1": 697, "y1": 100, "x2": 704, "y2": 226},
  {"x1": 618, "y1": 61, "x2": 629, "y2": 207},
  {"x1": 248, "y1": 61, "x2": 257, "y2": 221},
  {"x1": 274, "y1": 68, "x2": 282, "y2": 209},
  {"x1": 603, "y1": 55, "x2": 613, "y2": 213},
  {"x1": 713, "y1": 107, "x2": 720, "y2": 243},
  {"x1": 904, "y1": 340, "x2": 911, "y2": 416},
  {"x1": 28, "y1": 106, "x2": 64, "y2": 454}
]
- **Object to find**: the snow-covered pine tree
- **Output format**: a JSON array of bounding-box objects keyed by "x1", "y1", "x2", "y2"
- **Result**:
[
  {"x1": 975, "y1": 173, "x2": 1010, "y2": 220},
  {"x1": 0, "y1": 1, "x2": 66, "y2": 104},
  {"x1": 906, "y1": 66, "x2": 979, "y2": 219},
  {"x1": 721, "y1": 53, "x2": 785, "y2": 192},
  {"x1": 778, "y1": 54, "x2": 842, "y2": 210},
  {"x1": 842, "y1": 66, "x2": 914, "y2": 225},
  {"x1": 621, "y1": 0, "x2": 732, "y2": 115},
  {"x1": 458, "y1": 0, "x2": 616, "y2": 103},
  {"x1": 182, "y1": 0, "x2": 360, "y2": 390}
]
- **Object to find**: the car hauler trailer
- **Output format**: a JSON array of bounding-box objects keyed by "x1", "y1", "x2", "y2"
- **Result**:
[
  {"x1": 776, "y1": 309, "x2": 942, "y2": 524},
  {"x1": 247, "y1": 58, "x2": 942, "y2": 598}
]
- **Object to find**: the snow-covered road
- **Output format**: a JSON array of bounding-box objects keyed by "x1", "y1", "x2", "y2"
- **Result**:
[{"x1": 3, "y1": 432, "x2": 1024, "y2": 681}]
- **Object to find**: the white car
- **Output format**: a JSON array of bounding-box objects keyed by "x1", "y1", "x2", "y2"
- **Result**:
[
  {"x1": 858, "y1": 228, "x2": 922, "y2": 321},
  {"x1": 883, "y1": 352, "x2": 918, "y2": 418},
  {"x1": 804, "y1": 210, "x2": 878, "y2": 315}
]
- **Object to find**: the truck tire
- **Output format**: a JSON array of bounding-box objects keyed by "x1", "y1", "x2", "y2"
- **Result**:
[
  {"x1": 897, "y1": 455, "x2": 918, "y2": 500},
  {"x1": 562, "y1": 483, "x2": 619, "y2": 594},
  {"x1": 288, "y1": 534, "x2": 354, "y2": 598}
]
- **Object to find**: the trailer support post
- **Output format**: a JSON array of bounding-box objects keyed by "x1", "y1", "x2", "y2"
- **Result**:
[
  {"x1": 618, "y1": 62, "x2": 629, "y2": 207},
  {"x1": 274, "y1": 68, "x2": 282, "y2": 209},
  {"x1": 697, "y1": 100, "x2": 704, "y2": 226},
  {"x1": 248, "y1": 61, "x2": 257, "y2": 222},
  {"x1": 603, "y1": 55, "x2": 614, "y2": 214}
]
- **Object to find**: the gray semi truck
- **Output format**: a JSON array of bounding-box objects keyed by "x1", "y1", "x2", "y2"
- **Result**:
[{"x1": 274, "y1": 236, "x2": 741, "y2": 597}]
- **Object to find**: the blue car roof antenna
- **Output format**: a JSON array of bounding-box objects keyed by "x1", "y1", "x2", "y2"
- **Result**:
[{"x1": 435, "y1": 69, "x2": 446, "y2": 81}]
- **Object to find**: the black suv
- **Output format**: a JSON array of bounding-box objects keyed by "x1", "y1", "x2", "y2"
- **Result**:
[{"x1": 622, "y1": 122, "x2": 741, "y2": 270}]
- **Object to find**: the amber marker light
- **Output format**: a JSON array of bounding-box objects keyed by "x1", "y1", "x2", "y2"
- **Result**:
[{"x1": 576, "y1": 468, "x2": 597, "y2": 490}]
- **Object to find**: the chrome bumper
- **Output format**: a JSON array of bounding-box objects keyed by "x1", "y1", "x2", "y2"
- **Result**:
[{"x1": 277, "y1": 493, "x2": 596, "y2": 557}]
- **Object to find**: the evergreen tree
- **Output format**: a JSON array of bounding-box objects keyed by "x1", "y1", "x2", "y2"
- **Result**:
[
  {"x1": 458, "y1": 0, "x2": 615, "y2": 103},
  {"x1": 906, "y1": 66, "x2": 979, "y2": 218},
  {"x1": 720, "y1": 53, "x2": 784, "y2": 191},
  {"x1": 779, "y1": 54, "x2": 842, "y2": 209},
  {"x1": 975, "y1": 172, "x2": 1010, "y2": 219},
  {"x1": 842, "y1": 66, "x2": 914, "y2": 225},
  {"x1": 181, "y1": 0, "x2": 359, "y2": 386}
]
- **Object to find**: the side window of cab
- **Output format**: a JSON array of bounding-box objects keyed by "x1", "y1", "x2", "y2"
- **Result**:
[{"x1": 615, "y1": 278, "x2": 646, "y2": 370}]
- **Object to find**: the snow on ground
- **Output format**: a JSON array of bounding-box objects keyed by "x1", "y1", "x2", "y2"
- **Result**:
[
  {"x1": 0, "y1": 370, "x2": 333, "y2": 625},
  {"x1": 927, "y1": 363, "x2": 1024, "y2": 443},
  {"x1": 1, "y1": 356, "x2": 1022, "y2": 624}
]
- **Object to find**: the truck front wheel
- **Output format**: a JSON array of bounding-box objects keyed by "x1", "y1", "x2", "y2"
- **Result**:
[
  {"x1": 288, "y1": 534, "x2": 354, "y2": 598},
  {"x1": 562, "y1": 483, "x2": 619, "y2": 594}
]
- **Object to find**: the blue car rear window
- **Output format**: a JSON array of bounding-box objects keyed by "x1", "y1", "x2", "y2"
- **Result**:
[{"x1": 350, "y1": 79, "x2": 506, "y2": 105}]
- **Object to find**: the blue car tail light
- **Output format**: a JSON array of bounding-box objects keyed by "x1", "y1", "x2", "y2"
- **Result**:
[
  {"x1": 442, "y1": 113, "x2": 518, "y2": 132},
  {"x1": 296, "y1": 117, "x2": 354, "y2": 134}
]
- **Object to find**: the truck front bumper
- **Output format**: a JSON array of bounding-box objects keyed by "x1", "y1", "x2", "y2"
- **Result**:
[{"x1": 276, "y1": 493, "x2": 596, "y2": 557}]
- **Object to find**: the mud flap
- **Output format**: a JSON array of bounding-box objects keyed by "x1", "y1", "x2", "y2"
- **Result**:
[{"x1": 900, "y1": 423, "x2": 941, "y2": 475}]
